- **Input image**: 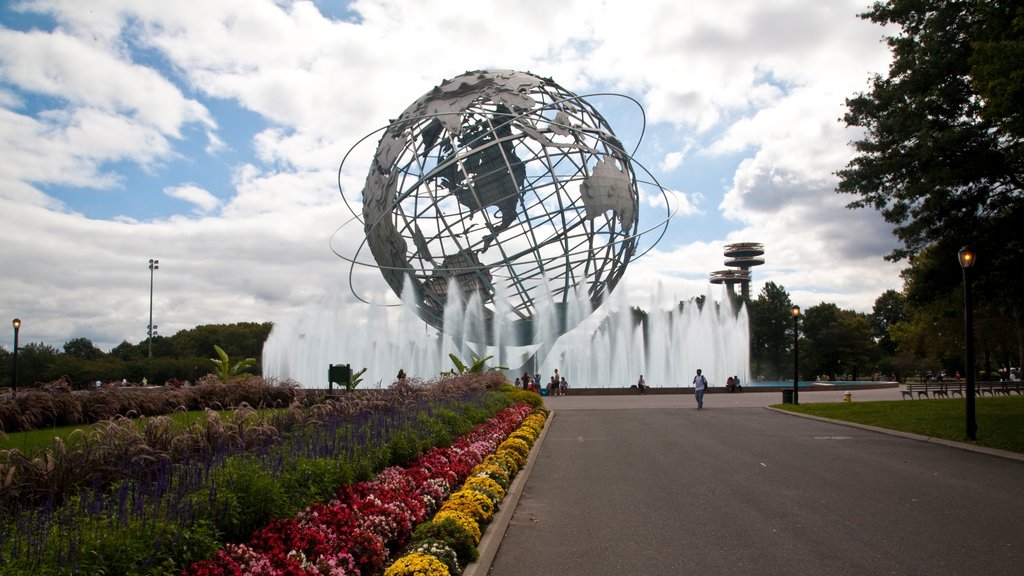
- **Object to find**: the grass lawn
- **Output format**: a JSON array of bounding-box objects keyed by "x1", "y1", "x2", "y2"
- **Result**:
[{"x1": 776, "y1": 395, "x2": 1024, "y2": 454}]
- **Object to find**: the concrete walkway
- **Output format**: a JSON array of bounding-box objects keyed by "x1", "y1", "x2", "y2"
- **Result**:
[{"x1": 469, "y1": 389, "x2": 1024, "y2": 576}]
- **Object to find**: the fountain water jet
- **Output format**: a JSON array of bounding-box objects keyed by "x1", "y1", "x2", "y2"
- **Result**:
[{"x1": 262, "y1": 283, "x2": 749, "y2": 389}]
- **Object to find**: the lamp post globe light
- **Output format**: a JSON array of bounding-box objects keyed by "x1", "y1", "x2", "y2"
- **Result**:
[
  {"x1": 148, "y1": 259, "x2": 159, "y2": 359},
  {"x1": 791, "y1": 305, "x2": 801, "y2": 405},
  {"x1": 11, "y1": 318, "x2": 20, "y2": 398},
  {"x1": 958, "y1": 246, "x2": 977, "y2": 440}
]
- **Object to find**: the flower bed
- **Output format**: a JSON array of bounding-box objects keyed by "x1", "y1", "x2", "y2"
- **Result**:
[
  {"x1": 0, "y1": 375, "x2": 521, "y2": 575},
  {"x1": 185, "y1": 405, "x2": 547, "y2": 576},
  {"x1": 383, "y1": 410, "x2": 548, "y2": 576}
]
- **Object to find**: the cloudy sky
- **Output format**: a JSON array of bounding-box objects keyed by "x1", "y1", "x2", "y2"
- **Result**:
[{"x1": 0, "y1": 0, "x2": 904, "y2": 355}]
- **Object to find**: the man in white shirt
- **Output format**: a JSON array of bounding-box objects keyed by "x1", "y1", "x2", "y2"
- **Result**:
[{"x1": 693, "y1": 369, "x2": 708, "y2": 409}]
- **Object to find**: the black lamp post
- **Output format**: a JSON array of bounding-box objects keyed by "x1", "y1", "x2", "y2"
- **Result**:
[
  {"x1": 958, "y1": 246, "x2": 977, "y2": 440},
  {"x1": 11, "y1": 318, "x2": 20, "y2": 398},
  {"x1": 791, "y1": 304, "x2": 800, "y2": 405},
  {"x1": 148, "y1": 259, "x2": 159, "y2": 359}
]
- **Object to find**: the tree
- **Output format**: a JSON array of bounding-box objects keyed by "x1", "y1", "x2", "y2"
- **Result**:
[
  {"x1": 14, "y1": 342, "x2": 59, "y2": 387},
  {"x1": 871, "y1": 289, "x2": 909, "y2": 356},
  {"x1": 969, "y1": 3, "x2": 1024, "y2": 139},
  {"x1": 62, "y1": 337, "x2": 103, "y2": 360},
  {"x1": 747, "y1": 282, "x2": 794, "y2": 379},
  {"x1": 801, "y1": 304, "x2": 875, "y2": 381},
  {"x1": 838, "y1": 0, "x2": 1024, "y2": 375},
  {"x1": 838, "y1": 0, "x2": 1023, "y2": 262}
]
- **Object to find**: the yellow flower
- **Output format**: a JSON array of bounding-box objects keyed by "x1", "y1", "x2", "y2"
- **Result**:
[
  {"x1": 463, "y1": 475, "x2": 506, "y2": 500},
  {"x1": 383, "y1": 552, "x2": 450, "y2": 576},
  {"x1": 510, "y1": 428, "x2": 538, "y2": 444},
  {"x1": 498, "y1": 437, "x2": 531, "y2": 460},
  {"x1": 433, "y1": 509, "x2": 481, "y2": 544},
  {"x1": 442, "y1": 489, "x2": 495, "y2": 523},
  {"x1": 496, "y1": 443, "x2": 527, "y2": 467}
]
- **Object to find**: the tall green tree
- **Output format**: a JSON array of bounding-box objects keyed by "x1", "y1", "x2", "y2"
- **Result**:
[
  {"x1": 747, "y1": 282, "x2": 794, "y2": 380},
  {"x1": 838, "y1": 0, "x2": 1023, "y2": 263},
  {"x1": 13, "y1": 342, "x2": 59, "y2": 388},
  {"x1": 838, "y1": 0, "x2": 1024, "y2": 372},
  {"x1": 801, "y1": 304, "x2": 876, "y2": 381},
  {"x1": 969, "y1": 3, "x2": 1024, "y2": 138},
  {"x1": 62, "y1": 337, "x2": 104, "y2": 360},
  {"x1": 871, "y1": 289, "x2": 909, "y2": 356}
]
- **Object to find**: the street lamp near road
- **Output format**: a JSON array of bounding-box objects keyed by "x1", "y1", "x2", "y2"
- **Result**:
[
  {"x1": 11, "y1": 318, "x2": 20, "y2": 398},
  {"x1": 791, "y1": 305, "x2": 801, "y2": 405},
  {"x1": 148, "y1": 259, "x2": 159, "y2": 359},
  {"x1": 958, "y1": 246, "x2": 977, "y2": 440}
]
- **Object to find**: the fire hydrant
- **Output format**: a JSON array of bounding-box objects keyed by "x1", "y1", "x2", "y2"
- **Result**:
[{"x1": 843, "y1": 392, "x2": 852, "y2": 403}]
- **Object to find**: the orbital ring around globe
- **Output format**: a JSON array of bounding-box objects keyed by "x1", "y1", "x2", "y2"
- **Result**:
[{"x1": 330, "y1": 70, "x2": 675, "y2": 347}]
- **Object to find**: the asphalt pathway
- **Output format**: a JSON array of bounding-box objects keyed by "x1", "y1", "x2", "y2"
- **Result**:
[{"x1": 483, "y1": 389, "x2": 1024, "y2": 576}]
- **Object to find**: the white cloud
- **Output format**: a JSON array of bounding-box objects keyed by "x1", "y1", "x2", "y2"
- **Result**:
[
  {"x1": 164, "y1": 184, "x2": 220, "y2": 213},
  {"x1": 0, "y1": 0, "x2": 906, "y2": 359}
]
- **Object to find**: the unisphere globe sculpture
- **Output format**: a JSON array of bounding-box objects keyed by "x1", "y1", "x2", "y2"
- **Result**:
[{"x1": 338, "y1": 69, "x2": 669, "y2": 349}]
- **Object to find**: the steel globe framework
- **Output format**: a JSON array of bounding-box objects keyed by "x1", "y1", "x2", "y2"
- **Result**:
[{"x1": 338, "y1": 70, "x2": 671, "y2": 348}]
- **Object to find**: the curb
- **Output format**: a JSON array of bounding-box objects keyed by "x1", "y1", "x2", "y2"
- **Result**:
[
  {"x1": 463, "y1": 409, "x2": 555, "y2": 576},
  {"x1": 765, "y1": 406, "x2": 1024, "y2": 463}
]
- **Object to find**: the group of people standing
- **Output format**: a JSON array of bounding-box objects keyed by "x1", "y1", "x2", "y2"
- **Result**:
[{"x1": 516, "y1": 369, "x2": 568, "y2": 396}]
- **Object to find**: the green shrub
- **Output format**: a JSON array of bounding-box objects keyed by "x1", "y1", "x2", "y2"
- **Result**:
[
  {"x1": 411, "y1": 517, "x2": 479, "y2": 567},
  {"x1": 278, "y1": 456, "x2": 352, "y2": 505},
  {"x1": 210, "y1": 456, "x2": 289, "y2": 542}
]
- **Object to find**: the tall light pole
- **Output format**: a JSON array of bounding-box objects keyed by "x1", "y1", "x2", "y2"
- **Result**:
[
  {"x1": 148, "y1": 259, "x2": 159, "y2": 359},
  {"x1": 791, "y1": 304, "x2": 801, "y2": 405},
  {"x1": 958, "y1": 246, "x2": 976, "y2": 440},
  {"x1": 11, "y1": 318, "x2": 20, "y2": 398}
]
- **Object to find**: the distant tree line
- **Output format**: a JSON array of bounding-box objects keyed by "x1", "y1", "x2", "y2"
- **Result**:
[{"x1": 0, "y1": 322, "x2": 272, "y2": 390}]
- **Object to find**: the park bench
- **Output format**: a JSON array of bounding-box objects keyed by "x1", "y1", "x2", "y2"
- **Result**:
[
  {"x1": 901, "y1": 382, "x2": 963, "y2": 399},
  {"x1": 978, "y1": 381, "x2": 1023, "y2": 396}
]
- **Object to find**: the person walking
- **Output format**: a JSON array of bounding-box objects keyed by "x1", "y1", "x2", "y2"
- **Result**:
[
  {"x1": 693, "y1": 368, "x2": 708, "y2": 409},
  {"x1": 637, "y1": 374, "x2": 647, "y2": 394}
]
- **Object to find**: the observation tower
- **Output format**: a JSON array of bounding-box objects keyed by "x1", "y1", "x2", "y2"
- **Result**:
[{"x1": 710, "y1": 242, "x2": 764, "y2": 301}]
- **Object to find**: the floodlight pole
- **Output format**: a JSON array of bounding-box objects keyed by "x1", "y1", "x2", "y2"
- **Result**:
[{"x1": 148, "y1": 259, "x2": 159, "y2": 359}]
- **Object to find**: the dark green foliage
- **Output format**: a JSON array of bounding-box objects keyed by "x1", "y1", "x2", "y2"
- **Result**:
[
  {"x1": 277, "y1": 456, "x2": 353, "y2": 505},
  {"x1": 411, "y1": 517, "x2": 480, "y2": 567},
  {"x1": 801, "y1": 304, "x2": 875, "y2": 380},
  {"x1": 172, "y1": 322, "x2": 273, "y2": 362},
  {"x1": 410, "y1": 538, "x2": 463, "y2": 575},
  {"x1": 837, "y1": 0, "x2": 1024, "y2": 374},
  {"x1": 211, "y1": 456, "x2": 291, "y2": 542},
  {"x1": 62, "y1": 337, "x2": 104, "y2": 360},
  {"x1": 871, "y1": 289, "x2": 908, "y2": 356},
  {"x1": 747, "y1": 282, "x2": 795, "y2": 380},
  {"x1": 839, "y1": 0, "x2": 1023, "y2": 262}
]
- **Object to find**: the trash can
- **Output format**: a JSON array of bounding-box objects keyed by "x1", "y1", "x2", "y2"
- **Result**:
[{"x1": 782, "y1": 389, "x2": 794, "y2": 404}]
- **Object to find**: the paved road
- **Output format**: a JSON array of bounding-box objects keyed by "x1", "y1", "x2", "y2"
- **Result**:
[{"x1": 485, "y1": 391, "x2": 1024, "y2": 576}]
